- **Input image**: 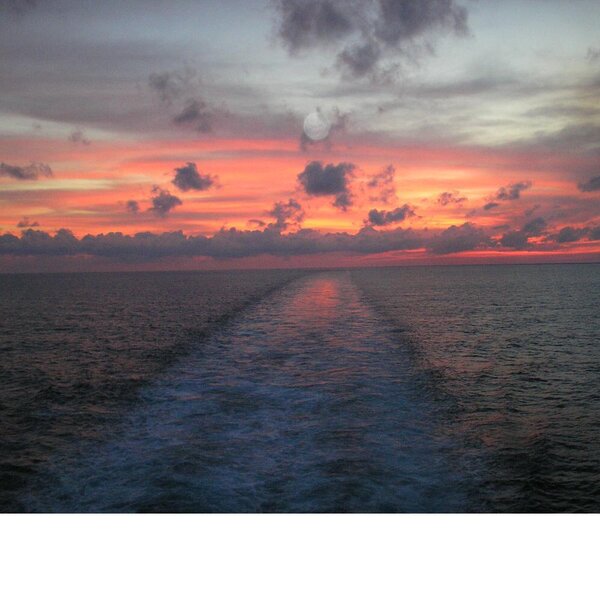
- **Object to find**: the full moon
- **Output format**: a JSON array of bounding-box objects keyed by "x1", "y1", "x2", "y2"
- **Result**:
[{"x1": 303, "y1": 111, "x2": 331, "y2": 141}]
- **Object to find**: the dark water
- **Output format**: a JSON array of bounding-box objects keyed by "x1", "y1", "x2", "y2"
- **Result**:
[{"x1": 1, "y1": 264, "x2": 598, "y2": 512}]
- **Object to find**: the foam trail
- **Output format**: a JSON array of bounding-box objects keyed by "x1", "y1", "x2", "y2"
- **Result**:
[{"x1": 28, "y1": 272, "x2": 467, "y2": 512}]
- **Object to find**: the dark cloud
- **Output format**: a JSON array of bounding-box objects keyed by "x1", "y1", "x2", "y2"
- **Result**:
[
  {"x1": 126, "y1": 200, "x2": 140, "y2": 214},
  {"x1": 589, "y1": 226, "x2": 600, "y2": 241},
  {"x1": 275, "y1": 0, "x2": 354, "y2": 53},
  {"x1": 172, "y1": 162, "x2": 216, "y2": 192},
  {"x1": 274, "y1": 0, "x2": 469, "y2": 78},
  {"x1": 68, "y1": 129, "x2": 91, "y2": 145},
  {"x1": 147, "y1": 186, "x2": 182, "y2": 217},
  {"x1": 366, "y1": 164, "x2": 396, "y2": 204},
  {"x1": 495, "y1": 180, "x2": 532, "y2": 201},
  {"x1": 367, "y1": 204, "x2": 414, "y2": 226},
  {"x1": 297, "y1": 160, "x2": 355, "y2": 210},
  {"x1": 577, "y1": 175, "x2": 600, "y2": 192},
  {"x1": 586, "y1": 47, "x2": 600, "y2": 63},
  {"x1": 554, "y1": 226, "x2": 589, "y2": 243},
  {"x1": 427, "y1": 222, "x2": 491, "y2": 255},
  {"x1": 148, "y1": 68, "x2": 197, "y2": 105},
  {"x1": 521, "y1": 217, "x2": 547, "y2": 236},
  {"x1": 0, "y1": 161, "x2": 52, "y2": 180},
  {"x1": 149, "y1": 69, "x2": 216, "y2": 133},
  {"x1": 267, "y1": 198, "x2": 305, "y2": 231},
  {"x1": 483, "y1": 201, "x2": 499, "y2": 211},
  {"x1": 172, "y1": 100, "x2": 213, "y2": 133},
  {"x1": 16, "y1": 217, "x2": 39, "y2": 228},
  {"x1": 337, "y1": 41, "x2": 382, "y2": 78},
  {"x1": 500, "y1": 218, "x2": 547, "y2": 249},
  {"x1": 332, "y1": 192, "x2": 353, "y2": 211},
  {"x1": 500, "y1": 230, "x2": 529, "y2": 249},
  {"x1": 437, "y1": 191, "x2": 467, "y2": 206},
  {"x1": 248, "y1": 219, "x2": 267, "y2": 228},
  {"x1": 6, "y1": 218, "x2": 594, "y2": 262},
  {"x1": 0, "y1": 225, "x2": 423, "y2": 260}
]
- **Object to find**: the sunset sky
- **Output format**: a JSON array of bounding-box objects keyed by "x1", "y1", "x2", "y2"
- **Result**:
[{"x1": 1, "y1": 0, "x2": 599, "y2": 270}]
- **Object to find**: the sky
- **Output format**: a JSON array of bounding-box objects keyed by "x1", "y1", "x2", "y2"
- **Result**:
[{"x1": 0, "y1": 0, "x2": 599, "y2": 271}]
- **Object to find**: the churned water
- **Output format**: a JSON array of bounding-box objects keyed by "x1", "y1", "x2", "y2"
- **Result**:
[{"x1": 1, "y1": 264, "x2": 598, "y2": 512}]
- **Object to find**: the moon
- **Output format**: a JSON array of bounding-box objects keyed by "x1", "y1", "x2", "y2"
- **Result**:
[{"x1": 303, "y1": 111, "x2": 331, "y2": 141}]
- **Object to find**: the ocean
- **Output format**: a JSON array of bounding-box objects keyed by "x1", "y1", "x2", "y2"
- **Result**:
[{"x1": 0, "y1": 264, "x2": 598, "y2": 512}]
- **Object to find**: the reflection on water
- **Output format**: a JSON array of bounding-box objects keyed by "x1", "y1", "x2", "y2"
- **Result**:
[{"x1": 26, "y1": 273, "x2": 468, "y2": 512}]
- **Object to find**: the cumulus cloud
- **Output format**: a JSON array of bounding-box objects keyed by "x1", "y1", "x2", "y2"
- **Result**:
[
  {"x1": 126, "y1": 200, "x2": 140, "y2": 214},
  {"x1": 589, "y1": 226, "x2": 600, "y2": 240},
  {"x1": 274, "y1": 0, "x2": 469, "y2": 78},
  {"x1": 297, "y1": 160, "x2": 355, "y2": 210},
  {"x1": 367, "y1": 204, "x2": 414, "y2": 226},
  {"x1": 554, "y1": 226, "x2": 589, "y2": 243},
  {"x1": 494, "y1": 180, "x2": 532, "y2": 201},
  {"x1": 172, "y1": 162, "x2": 216, "y2": 192},
  {"x1": 267, "y1": 198, "x2": 305, "y2": 231},
  {"x1": 0, "y1": 161, "x2": 52, "y2": 180},
  {"x1": 16, "y1": 217, "x2": 39, "y2": 228},
  {"x1": 520, "y1": 217, "x2": 547, "y2": 236},
  {"x1": 437, "y1": 191, "x2": 467, "y2": 206},
  {"x1": 366, "y1": 164, "x2": 396, "y2": 204},
  {"x1": 500, "y1": 218, "x2": 547, "y2": 249},
  {"x1": 147, "y1": 186, "x2": 182, "y2": 217},
  {"x1": 577, "y1": 175, "x2": 600, "y2": 192},
  {"x1": 427, "y1": 222, "x2": 490, "y2": 254},
  {"x1": 0, "y1": 225, "x2": 424, "y2": 260}
]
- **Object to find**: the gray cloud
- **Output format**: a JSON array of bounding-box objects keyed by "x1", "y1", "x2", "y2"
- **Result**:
[
  {"x1": 367, "y1": 204, "x2": 414, "y2": 226},
  {"x1": 126, "y1": 200, "x2": 140, "y2": 214},
  {"x1": 297, "y1": 160, "x2": 355, "y2": 210},
  {"x1": 0, "y1": 161, "x2": 52, "y2": 180},
  {"x1": 172, "y1": 162, "x2": 216, "y2": 192},
  {"x1": 5, "y1": 218, "x2": 594, "y2": 261},
  {"x1": 68, "y1": 129, "x2": 91, "y2": 145},
  {"x1": 500, "y1": 229, "x2": 529, "y2": 249},
  {"x1": 586, "y1": 47, "x2": 600, "y2": 63},
  {"x1": 427, "y1": 222, "x2": 491, "y2": 254},
  {"x1": 274, "y1": 0, "x2": 469, "y2": 78},
  {"x1": 483, "y1": 201, "x2": 499, "y2": 211},
  {"x1": 437, "y1": 191, "x2": 467, "y2": 206},
  {"x1": 500, "y1": 217, "x2": 547, "y2": 249},
  {"x1": 149, "y1": 69, "x2": 216, "y2": 133},
  {"x1": 589, "y1": 226, "x2": 600, "y2": 240},
  {"x1": 577, "y1": 175, "x2": 600, "y2": 192},
  {"x1": 16, "y1": 217, "x2": 39, "y2": 228},
  {"x1": 495, "y1": 180, "x2": 532, "y2": 201},
  {"x1": 0, "y1": 225, "x2": 423, "y2": 260},
  {"x1": 366, "y1": 164, "x2": 396, "y2": 204},
  {"x1": 521, "y1": 217, "x2": 547, "y2": 236},
  {"x1": 147, "y1": 186, "x2": 182, "y2": 217},
  {"x1": 275, "y1": 0, "x2": 354, "y2": 53},
  {"x1": 172, "y1": 99, "x2": 213, "y2": 133},
  {"x1": 554, "y1": 226, "x2": 589, "y2": 243},
  {"x1": 267, "y1": 198, "x2": 305, "y2": 231}
]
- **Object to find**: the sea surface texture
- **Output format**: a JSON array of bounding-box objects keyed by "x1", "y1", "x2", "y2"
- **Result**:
[{"x1": 1, "y1": 265, "x2": 598, "y2": 512}]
